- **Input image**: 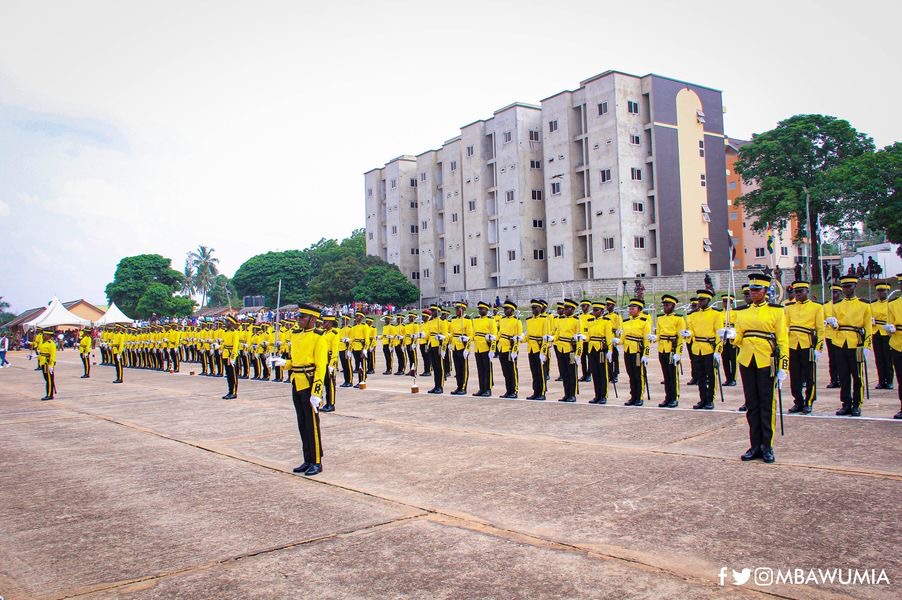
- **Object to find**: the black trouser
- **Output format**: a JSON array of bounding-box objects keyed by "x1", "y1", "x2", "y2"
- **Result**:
[
  {"x1": 740, "y1": 356, "x2": 777, "y2": 450},
  {"x1": 214, "y1": 350, "x2": 223, "y2": 376},
  {"x1": 199, "y1": 350, "x2": 208, "y2": 374},
  {"x1": 659, "y1": 352, "x2": 679, "y2": 403},
  {"x1": 528, "y1": 351, "x2": 546, "y2": 397},
  {"x1": 81, "y1": 353, "x2": 91, "y2": 376},
  {"x1": 789, "y1": 347, "x2": 815, "y2": 408},
  {"x1": 225, "y1": 360, "x2": 238, "y2": 396},
  {"x1": 443, "y1": 348, "x2": 451, "y2": 379},
  {"x1": 339, "y1": 350, "x2": 352, "y2": 384},
  {"x1": 291, "y1": 386, "x2": 322, "y2": 465},
  {"x1": 382, "y1": 345, "x2": 393, "y2": 373},
  {"x1": 420, "y1": 345, "x2": 431, "y2": 374},
  {"x1": 406, "y1": 344, "x2": 417, "y2": 373},
  {"x1": 260, "y1": 354, "x2": 270, "y2": 379},
  {"x1": 394, "y1": 345, "x2": 406, "y2": 373},
  {"x1": 543, "y1": 349, "x2": 551, "y2": 380},
  {"x1": 588, "y1": 349, "x2": 608, "y2": 401},
  {"x1": 722, "y1": 340, "x2": 737, "y2": 383},
  {"x1": 170, "y1": 348, "x2": 180, "y2": 372},
  {"x1": 452, "y1": 349, "x2": 469, "y2": 391},
  {"x1": 498, "y1": 351, "x2": 517, "y2": 395},
  {"x1": 555, "y1": 348, "x2": 577, "y2": 398},
  {"x1": 691, "y1": 353, "x2": 716, "y2": 405},
  {"x1": 580, "y1": 344, "x2": 589, "y2": 379},
  {"x1": 114, "y1": 353, "x2": 124, "y2": 381},
  {"x1": 324, "y1": 368, "x2": 336, "y2": 408},
  {"x1": 688, "y1": 344, "x2": 698, "y2": 381},
  {"x1": 367, "y1": 348, "x2": 376, "y2": 372},
  {"x1": 893, "y1": 349, "x2": 902, "y2": 405},
  {"x1": 429, "y1": 346, "x2": 444, "y2": 389},
  {"x1": 826, "y1": 339, "x2": 840, "y2": 385},
  {"x1": 873, "y1": 335, "x2": 893, "y2": 387},
  {"x1": 837, "y1": 346, "x2": 864, "y2": 409},
  {"x1": 42, "y1": 364, "x2": 54, "y2": 398},
  {"x1": 352, "y1": 350, "x2": 366, "y2": 384},
  {"x1": 624, "y1": 351, "x2": 644, "y2": 403},
  {"x1": 474, "y1": 351, "x2": 492, "y2": 392},
  {"x1": 239, "y1": 351, "x2": 249, "y2": 378},
  {"x1": 611, "y1": 346, "x2": 620, "y2": 379},
  {"x1": 251, "y1": 353, "x2": 260, "y2": 378}
]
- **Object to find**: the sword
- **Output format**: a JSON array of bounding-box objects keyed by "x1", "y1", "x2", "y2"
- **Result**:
[
  {"x1": 607, "y1": 354, "x2": 618, "y2": 398},
  {"x1": 861, "y1": 348, "x2": 871, "y2": 401},
  {"x1": 776, "y1": 381, "x2": 784, "y2": 436},
  {"x1": 715, "y1": 355, "x2": 725, "y2": 402}
]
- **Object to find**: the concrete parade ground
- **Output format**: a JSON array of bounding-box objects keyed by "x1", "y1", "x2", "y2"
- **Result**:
[{"x1": 0, "y1": 349, "x2": 899, "y2": 600}]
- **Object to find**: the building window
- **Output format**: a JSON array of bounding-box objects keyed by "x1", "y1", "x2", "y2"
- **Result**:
[
  {"x1": 551, "y1": 182, "x2": 561, "y2": 195},
  {"x1": 508, "y1": 250, "x2": 516, "y2": 261},
  {"x1": 728, "y1": 181, "x2": 737, "y2": 190},
  {"x1": 453, "y1": 264, "x2": 461, "y2": 274},
  {"x1": 600, "y1": 169, "x2": 612, "y2": 183},
  {"x1": 412, "y1": 271, "x2": 419, "y2": 280},
  {"x1": 421, "y1": 220, "x2": 428, "y2": 230},
  {"x1": 629, "y1": 134, "x2": 641, "y2": 145},
  {"x1": 466, "y1": 145, "x2": 474, "y2": 157},
  {"x1": 468, "y1": 200, "x2": 476, "y2": 212},
  {"x1": 410, "y1": 178, "x2": 417, "y2": 188},
  {"x1": 451, "y1": 213, "x2": 459, "y2": 223},
  {"x1": 634, "y1": 236, "x2": 645, "y2": 249},
  {"x1": 390, "y1": 179, "x2": 397, "y2": 189},
  {"x1": 391, "y1": 225, "x2": 398, "y2": 235},
  {"x1": 534, "y1": 249, "x2": 545, "y2": 260},
  {"x1": 701, "y1": 204, "x2": 711, "y2": 223},
  {"x1": 410, "y1": 248, "x2": 419, "y2": 255},
  {"x1": 368, "y1": 232, "x2": 373, "y2": 240},
  {"x1": 450, "y1": 161, "x2": 457, "y2": 172},
  {"x1": 755, "y1": 247, "x2": 765, "y2": 258},
  {"x1": 553, "y1": 244, "x2": 564, "y2": 258},
  {"x1": 781, "y1": 246, "x2": 789, "y2": 256},
  {"x1": 703, "y1": 238, "x2": 713, "y2": 253},
  {"x1": 729, "y1": 212, "x2": 738, "y2": 221},
  {"x1": 631, "y1": 167, "x2": 642, "y2": 181},
  {"x1": 423, "y1": 268, "x2": 430, "y2": 278},
  {"x1": 632, "y1": 201, "x2": 644, "y2": 213},
  {"x1": 503, "y1": 131, "x2": 512, "y2": 144},
  {"x1": 367, "y1": 188, "x2": 373, "y2": 197},
  {"x1": 410, "y1": 225, "x2": 419, "y2": 234},
  {"x1": 533, "y1": 219, "x2": 544, "y2": 228},
  {"x1": 700, "y1": 174, "x2": 706, "y2": 187},
  {"x1": 603, "y1": 237, "x2": 615, "y2": 251},
  {"x1": 530, "y1": 159, "x2": 541, "y2": 169},
  {"x1": 598, "y1": 101, "x2": 608, "y2": 116},
  {"x1": 532, "y1": 189, "x2": 543, "y2": 201},
  {"x1": 548, "y1": 120, "x2": 558, "y2": 133},
  {"x1": 470, "y1": 256, "x2": 477, "y2": 267},
  {"x1": 627, "y1": 100, "x2": 639, "y2": 114},
  {"x1": 505, "y1": 190, "x2": 515, "y2": 203},
  {"x1": 420, "y1": 172, "x2": 427, "y2": 182},
  {"x1": 410, "y1": 201, "x2": 418, "y2": 208},
  {"x1": 529, "y1": 130, "x2": 540, "y2": 142},
  {"x1": 698, "y1": 140, "x2": 705, "y2": 157}
]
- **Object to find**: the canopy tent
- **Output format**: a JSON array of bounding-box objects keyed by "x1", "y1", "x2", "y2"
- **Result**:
[
  {"x1": 95, "y1": 302, "x2": 134, "y2": 325},
  {"x1": 24, "y1": 297, "x2": 92, "y2": 328}
]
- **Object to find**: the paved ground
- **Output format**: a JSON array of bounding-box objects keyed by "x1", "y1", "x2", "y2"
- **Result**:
[{"x1": 0, "y1": 350, "x2": 899, "y2": 599}]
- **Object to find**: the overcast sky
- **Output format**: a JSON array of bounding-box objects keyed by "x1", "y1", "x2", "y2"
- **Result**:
[{"x1": 1, "y1": 0, "x2": 898, "y2": 313}]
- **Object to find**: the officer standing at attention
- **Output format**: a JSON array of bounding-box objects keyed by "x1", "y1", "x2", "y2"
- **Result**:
[
  {"x1": 497, "y1": 301, "x2": 523, "y2": 398},
  {"x1": 729, "y1": 273, "x2": 787, "y2": 464},
  {"x1": 38, "y1": 329, "x2": 57, "y2": 400},
  {"x1": 112, "y1": 324, "x2": 125, "y2": 383},
  {"x1": 620, "y1": 298, "x2": 652, "y2": 406},
  {"x1": 79, "y1": 329, "x2": 92, "y2": 378},
  {"x1": 471, "y1": 301, "x2": 497, "y2": 397},
  {"x1": 884, "y1": 274, "x2": 902, "y2": 418},
  {"x1": 828, "y1": 275, "x2": 872, "y2": 416},
  {"x1": 656, "y1": 295, "x2": 685, "y2": 408},
  {"x1": 719, "y1": 294, "x2": 738, "y2": 386},
  {"x1": 349, "y1": 311, "x2": 370, "y2": 387},
  {"x1": 392, "y1": 314, "x2": 406, "y2": 375},
  {"x1": 525, "y1": 299, "x2": 550, "y2": 401},
  {"x1": 284, "y1": 304, "x2": 329, "y2": 477},
  {"x1": 823, "y1": 285, "x2": 843, "y2": 389},
  {"x1": 555, "y1": 299, "x2": 581, "y2": 402},
  {"x1": 448, "y1": 301, "x2": 474, "y2": 396},
  {"x1": 578, "y1": 300, "x2": 593, "y2": 382},
  {"x1": 871, "y1": 282, "x2": 894, "y2": 390},
  {"x1": 381, "y1": 315, "x2": 395, "y2": 375},
  {"x1": 586, "y1": 301, "x2": 613, "y2": 404},
  {"x1": 320, "y1": 315, "x2": 340, "y2": 412},
  {"x1": 404, "y1": 311, "x2": 420, "y2": 377},
  {"x1": 686, "y1": 290, "x2": 724, "y2": 410},
  {"x1": 604, "y1": 298, "x2": 622, "y2": 383},
  {"x1": 785, "y1": 280, "x2": 824, "y2": 414},
  {"x1": 221, "y1": 316, "x2": 240, "y2": 400}
]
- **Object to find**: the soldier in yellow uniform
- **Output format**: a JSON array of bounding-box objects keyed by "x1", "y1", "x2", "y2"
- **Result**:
[
  {"x1": 403, "y1": 311, "x2": 420, "y2": 377},
  {"x1": 824, "y1": 285, "x2": 843, "y2": 388},
  {"x1": 719, "y1": 295, "x2": 738, "y2": 386},
  {"x1": 885, "y1": 273, "x2": 902, "y2": 418},
  {"x1": 320, "y1": 315, "x2": 340, "y2": 412},
  {"x1": 349, "y1": 312, "x2": 370, "y2": 387},
  {"x1": 337, "y1": 315, "x2": 352, "y2": 386},
  {"x1": 381, "y1": 315, "x2": 395, "y2": 375},
  {"x1": 418, "y1": 310, "x2": 432, "y2": 377},
  {"x1": 620, "y1": 298, "x2": 652, "y2": 406},
  {"x1": 734, "y1": 285, "x2": 751, "y2": 412},
  {"x1": 542, "y1": 301, "x2": 554, "y2": 381},
  {"x1": 366, "y1": 317, "x2": 378, "y2": 375},
  {"x1": 497, "y1": 301, "x2": 523, "y2": 398},
  {"x1": 586, "y1": 301, "x2": 613, "y2": 404},
  {"x1": 555, "y1": 298, "x2": 581, "y2": 402},
  {"x1": 112, "y1": 324, "x2": 125, "y2": 383},
  {"x1": 730, "y1": 273, "x2": 788, "y2": 464},
  {"x1": 828, "y1": 275, "x2": 872, "y2": 416},
  {"x1": 281, "y1": 304, "x2": 329, "y2": 476},
  {"x1": 425, "y1": 305, "x2": 449, "y2": 394},
  {"x1": 604, "y1": 298, "x2": 623, "y2": 383},
  {"x1": 871, "y1": 282, "x2": 894, "y2": 390},
  {"x1": 578, "y1": 300, "x2": 593, "y2": 382},
  {"x1": 656, "y1": 295, "x2": 685, "y2": 408},
  {"x1": 38, "y1": 329, "x2": 57, "y2": 400},
  {"x1": 785, "y1": 281, "x2": 825, "y2": 414},
  {"x1": 221, "y1": 316, "x2": 240, "y2": 399},
  {"x1": 526, "y1": 299, "x2": 550, "y2": 401},
  {"x1": 471, "y1": 302, "x2": 497, "y2": 397},
  {"x1": 448, "y1": 302, "x2": 474, "y2": 395},
  {"x1": 79, "y1": 329, "x2": 92, "y2": 378},
  {"x1": 391, "y1": 314, "x2": 406, "y2": 375},
  {"x1": 686, "y1": 297, "x2": 700, "y2": 385},
  {"x1": 686, "y1": 289, "x2": 724, "y2": 410}
]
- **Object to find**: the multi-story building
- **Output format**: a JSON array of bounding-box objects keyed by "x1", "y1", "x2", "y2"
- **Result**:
[
  {"x1": 366, "y1": 69, "x2": 733, "y2": 293},
  {"x1": 364, "y1": 156, "x2": 419, "y2": 278}
]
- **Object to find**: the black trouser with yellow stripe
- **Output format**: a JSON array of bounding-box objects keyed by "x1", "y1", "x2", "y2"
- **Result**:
[
  {"x1": 452, "y1": 349, "x2": 469, "y2": 391},
  {"x1": 114, "y1": 353, "x2": 124, "y2": 381},
  {"x1": 529, "y1": 351, "x2": 546, "y2": 398},
  {"x1": 324, "y1": 367, "x2": 336, "y2": 408},
  {"x1": 722, "y1": 340, "x2": 737, "y2": 383},
  {"x1": 588, "y1": 349, "x2": 608, "y2": 401},
  {"x1": 394, "y1": 345, "x2": 406, "y2": 373},
  {"x1": 352, "y1": 350, "x2": 366, "y2": 384},
  {"x1": 224, "y1": 359, "x2": 238, "y2": 397},
  {"x1": 42, "y1": 364, "x2": 54, "y2": 398},
  {"x1": 555, "y1": 348, "x2": 577, "y2": 399},
  {"x1": 429, "y1": 346, "x2": 444, "y2": 389},
  {"x1": 893, "y1": 349, "x2": 902, "y2": 405},
  {"x1": 624, "y1": 351, "x2": 644, "y2": 403},
  {"x1": 837, "y1": 346, "x2": 864, "y2": 409},
  {"x1": 789, "y1": 347, "x2": 816, "y2": 408},
  {"x1": 740, "y1": 356, "x2": 777, "y2": 449},
  {"x1": 691, "y1": 354, "x2": 716, "y2": 405},
  {"x1": 873, "y1": 335, "x2": 893, "y2": 387},
  {"x1": 382, "y1": 344, "x2": 393, "y2": 373},
  {"x1": 475, "y1": 351, "x2": 492, "y2": 393},
  {"x1": 659, "y1": 352, "x2": 679, "y2": 403},
  {"x1": 498, "y1": 351, "x2": 517, "y2": 395},
  {"x1": 420, "y1": 344, "x2": 431, "y2": 374},
  {"x1": 405, "y1": 344, "x2": 417, "y2": 373},
  {"x1": 81, "y1": 352, "x2": 91, "y2": 377},
  {"x1": 339, "y1": 350, "x2": 351, "y2": 384},
  {"x1": 291, "y1": 386, "x2": 322, "y2": 465},
  {"x1": 826, "y1": 339, "x2": 840, "y2": 385}
]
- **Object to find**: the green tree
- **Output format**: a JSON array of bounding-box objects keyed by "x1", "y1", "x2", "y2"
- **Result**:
[
  {"x1": 0, "y1": 296, "x2": 13, "y2": 326},
  {"x1": 135, "y1": 283, "x2": 176, "y2": 319},
  {"x1": 735, "y1": 114, "x2": 874, "y2": 281},
  {"x1": 352, "y1": 264, "x2": 419, "y2": 305},
  {"x1": 817, "y1": 142, "x2": 901, "y2": 257},
  {"x1": 187, "y1": 245, "x2": 219, "y2": 307},
  {"x1": 105, "y1": 254, "x2": 184, "y2": 317},
  {"x1": 182, "y1": 260, "x2": 197, "y2": 297},
  {"x1": 168, "y1": 295, "x2": 196, "y2": 317},
  {"x1": 232, "y1": 250, "x2": 312, "y2": 307},
  {"x1": 206, "y1": 274, "x2": 237, "y2": 307}
]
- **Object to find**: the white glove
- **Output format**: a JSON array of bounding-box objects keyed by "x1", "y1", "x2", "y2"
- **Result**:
[
  {"x1": 680, "y1": 329, "x2": 692, "y2": 338},
  {"x1": 511, "y1": 352, "x2": 518, "y2": 361},
  {"x1": 813, "y1": 350, "x2": 821, "y2": 361},
  {"x1": 605, "y1": 350, "x2": 613, "y2": 362},
  {"x1": 49, "y1": 368, "x2": 54, "y2": 375},
  {"x1": 463, "y1": 350, "x2": 469, "y2": 359},
  {"x1": 672, "y1": 353, "x2": 681, "y2": 364},
  {"x1": 612, "y1": 337, "x2": 620, "y2": 345},
  {"x1": 457, "y1": 335, "x2": 468, "y2": 343},
  {"x1": 725, "y1": 328, "x2": 737, "y2": 340},
  {"x1": 272, "y1": 357, "x2": 287, "y2": 367},
  {"x1": 864, "y1": 348, "x2": 872, "y2": 361},
  {"x1": 776, "y1": 369, "x2": 787, "y2": 388},
  {"x1": 310, "y1": 395, "x2": 322, "y2": 413},
  {"x1": 716, "y1": 328, "x2": 726, "y2": 337},
  {"x1": 646, "y1": 334, "x2": 657, "y2": 343},
  {"x1": 435, "y1": 334, "x2": 445, "y2": 341},
  {"x1": 713, "y1": 351, "x2": 721, "y2": 363},
  {"x1": 574, "y1": 333, "x2": 586, "y2": 341},
  {"x1": 539, "y1": 353, "x2": 546, "y2": 364},
  {"x1": 328, "y1": 365, "x2": 335, "y2": 375},
  {"x1": 489, "y1": 351, "x2": 495, "y2": 359},
  {"x1": 342, "y1": 337, "x2": 350, "y2": 343},
  {"x1": 616, "y1": 329, "x2": 623, "y2": 337},
  {"x1": 825, "y1": 317, "x2": 838, "y2": 328},
  {"x1": 486, "y1": 334, "x2": 496, "y2": 342},
  {"x1": 883, "y1": 324, "x2": 896, "y2": 334},
  {"x1": 543, "y1": 335, "x2": 554, "y2": 342}
]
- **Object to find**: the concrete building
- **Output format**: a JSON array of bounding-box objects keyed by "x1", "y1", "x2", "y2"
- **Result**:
[
  {"x1": 366, "y1": 69, "x2": 735, "y2": 293},
  {"x1": 364, "y1": 156, "x2": 419, "y2": 279}
]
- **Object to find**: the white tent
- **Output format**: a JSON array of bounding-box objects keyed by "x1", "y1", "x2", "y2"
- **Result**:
[
  {"x1": 95, "y1": 302, "x2": 134, "y2": 325},
  {"x1": 24, "y1": 297, "x2": 92, "y2": 328}
]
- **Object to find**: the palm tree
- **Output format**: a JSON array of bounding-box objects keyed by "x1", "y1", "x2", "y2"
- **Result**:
[
  {"x1": 182, "y1": 261, "x2": 197, "y2": 298},
  {"x1": 188, "y1": 246, "x2": 219, "y2": 307}
]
